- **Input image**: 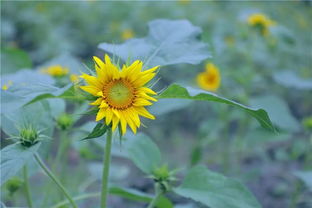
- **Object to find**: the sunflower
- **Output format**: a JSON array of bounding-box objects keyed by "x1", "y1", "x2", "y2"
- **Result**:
[
  {"x1": 196, "y1": 63, "x2": 221, "y2": 92},
  {"x1": 80, "y1": 55, "x2": 158, "y2": 135},
  {"x1": 41, "y1": 65, "x2": 69, "y2": 77},
  {"x1": 247, "y1": 13, "x2": 275, "y2": 35}
]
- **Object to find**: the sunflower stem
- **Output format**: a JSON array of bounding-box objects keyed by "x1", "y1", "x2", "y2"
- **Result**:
[
  {"x1": 101, "y1": 127, "x2": 113, "y2": 208},
  {"x1": 147, "y1": 184, "x2": 162, "y2": 208},
  {"x1": 34, "y1": 153, "x2": 78, "y2": 208},
  {"x1": 23, "y1": 166, "x2": 33, "y2": 208}
]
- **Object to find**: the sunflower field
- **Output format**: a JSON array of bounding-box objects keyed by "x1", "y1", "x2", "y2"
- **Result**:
[{"x1": 1, "y1": 1, "x2": 311, "y2": 208}]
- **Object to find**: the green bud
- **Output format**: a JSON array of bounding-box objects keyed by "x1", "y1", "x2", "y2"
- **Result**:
[
  {"x1": 151, "y1": 165, "x2": 177, "y2": 193},
  {"x1": 303, "y1": 117, "x2": 312, "y2": 130},
  {"x1": 20, "y1": 126, "x2": 39, "y2": 147},
  {"x1": 56, "y1": 113, "x2": 73, "y2": 130},
  {"x1": 153, "y1": 165, "x2": 170, "y2": 181},
  {"x1": 5, "y1": 177, "x2": 23, "y2": 195}
]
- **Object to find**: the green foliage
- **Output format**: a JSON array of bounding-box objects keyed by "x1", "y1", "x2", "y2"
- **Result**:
[
  {"x1": 174, "y1": 165, "x2": 262, "y2": 208},
  {"x1": 250, "y1": 95, "x2": 300, "y2": 132},
  {"x1": 124, "y1": 133, "x2": 162, "y2": 174},
  {"x1": 158, "y1": 84, "x2": 275, "y2": 131},
  {"x1": 82, "y1": 123, "x2": 109, "y2": 140},
  {"x1": 0, "y1": 143, "x2": 40, "y2": 185},
  {"x1": 109, "y1": 186, "x2": 173, "y2": 208},
  {"x1": 274, "y1": 70, "x2": 312, "y2": 90},
  {"x1": 293, "y1": 171, "x2": 312, "y2": 191},
  {"x1": 1, "y1": 47, "x2": 32, "y2": 75},
  {"x1": 99, "y1": 19, "x2": 211, "y2": 68}
]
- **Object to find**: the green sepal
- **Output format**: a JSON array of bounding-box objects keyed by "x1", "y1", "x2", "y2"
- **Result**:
[{"x1": 82, "y1": 122, "x2": 109, "y2": 140}]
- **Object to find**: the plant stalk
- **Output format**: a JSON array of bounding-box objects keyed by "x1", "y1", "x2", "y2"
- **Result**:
[
  {"x1": 100, "y1": 127, "x2": 113, "y2": 208},
  {"x1": 34, "y1": 153, "x2": 78, "y2": 208},
  {"x1": 23, "y1": 166, "x2": 33, "y2": 208},
  {"x1": 147, "y1": 184, "x2": 163, "y2": 208}
]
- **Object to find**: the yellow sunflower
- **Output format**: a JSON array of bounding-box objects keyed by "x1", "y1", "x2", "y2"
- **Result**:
[
  {"x1": 80, "y1": 55, "x2": 159, "y2": 135},
  {"x1": 247, "y1": 13, "x2": 275, "y2": 35},
  {"x1": 196, "y1": 63, "x2": 221, "y2": 92},
  {"x1": 41, "y1": 65, "x2": 69, "y2": 77}
]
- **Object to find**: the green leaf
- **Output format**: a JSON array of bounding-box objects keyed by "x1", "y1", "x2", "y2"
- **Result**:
[
  {"x1": 1, "y1": 102, "x2": 54, "y2": 137},
  {"x1": 99, "y1": 19, "x2": 211, "y2": 68},
  {"x1": 124, "y1": 133, "x2": 162, "y2": 174},
  {"x1": 174, "y1": 166, "x2": 262, "y2": 208},
  {"x1": 250, "y1": 95, "x2": 300, "y2": 132},
  {"x1": 1, "y1": 47, "x2": 32, "y2": 75},
  {"x1": 0, "y1": 70, "x2": 79, "y2": 110},
  {"x1": 82, "y1": 123, "x2": 108, "y2": 140},
  {"x1": 293, "y1": 171, "x2": 312, "y2": 191},
  {"x1": 149, "y1": 98, "x2": 192, "y2": 115},
  {"x1": 0, "y1": 143, "x2": 40, "y2": 186},
  {"x1": 25, "y1": 84, "x2": 79, "y2": 105},
  {"x1": 273, "y1": 70, "x2": 312, "y2": 90},
  {"x1": 109, "y1": 186, "x2": 173, "y2": 208},
  {"x1": 158, "y1": 84, "x2": 275, "y2": 132}
]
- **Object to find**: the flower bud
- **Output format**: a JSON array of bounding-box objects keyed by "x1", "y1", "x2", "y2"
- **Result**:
[
  {"x1": 56, "y1": 113, "x2": 73, "y2": 130},
  {"x1": 151, "y1": 165, "x2": 177, "y2": 193},
  {"x1": 5, "y1": 177, "x2": 23, "y2": 196},
  {"x1": 20, "y1": 126, "x2": 39, "y2": 147}
]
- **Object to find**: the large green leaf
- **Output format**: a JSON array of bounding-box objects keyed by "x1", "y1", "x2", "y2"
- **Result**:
[
  {"x1": 293, "y1": 171, "x2": 312, "y2": 191},
  {"x1": 1, "y1": 102, "x2": 54, "y2": 137},
  {"x1": 1, "y1": 47, "x2": 32, "y2": 75},
  {"x1": 174, "y1": 166, "x2": 261, "y2": 208},
  {"x1": 99, "y1": 19, "x2": 210, "y2": 68},
  {"x1": 250, "y1": 95, "x2": 300, "y2": 132},
  {"x1": 149, "y1": 98, "x2": 193, "y2": 116},
  {"x1": 273, "y1": 70, "x2": 312, "y2": 90},
  {"x1": 0, "y1": 143, "x2": 40, "y2": 185},
  {"x1": 124, "y1": 133, "x2": 162, "y2": 174},
  {"x1": 157, "y1": 84, "x2": 274, "y2": 131}
]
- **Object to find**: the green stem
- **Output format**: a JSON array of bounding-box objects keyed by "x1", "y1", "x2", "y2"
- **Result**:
[
  {"x1": 50, "y1": 192, "x2": 100, "y2": 208},
  {"x1": 53, "y1": 130, "x2": 70, "y2": 172},
  {"x1": 147, "y1": 185, "x2": 162, "y2": 208},
  {"x1": 100, "y1": 128, "x2": 113, "y2": 208},
  {"x1": 23, "y1": 166, "x2": 33, "y2": 208},
  {"x1": 42, "y1": 130, "x2": 70, "y2": 206},
  {"x1": 34, "y1": 153, "x2": 78, "y2": 208}
]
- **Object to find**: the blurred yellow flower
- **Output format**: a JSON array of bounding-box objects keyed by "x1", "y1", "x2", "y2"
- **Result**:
[
  {"x1": 2, "y1": 80, "x2": 13, "y2": 91},
  {"x1": 41, "y1": 65, "x2": 69, "y2": 77},
  {"x1": 121, "y1": 29, "x2": 134, "y2": 40},
  {"x1": 196, "y1": 63, "x2": 221, "y2": 92},
  {"x1": 247, "y1": 13, "x2": 275, "y2": 35},
  {"x1": 224, "y1": 35, "x2": 235, "y2": 47},
  {"x1": 178, "y1": 0, "x2": 191, "y2": 5},
  {"x1": 80, "y1": 55, "x2": 158, "y2": 135},
  {"x1": 70, "y1": 74, "x2": 79, "y2": 83}
]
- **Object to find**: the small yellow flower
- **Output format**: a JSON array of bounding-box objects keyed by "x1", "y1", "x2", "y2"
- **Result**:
[
  {"x1": 2, "y1": 80, "x2": 13, "y2": 91},
  {"x1": 70, "y1": 74, "x2": 79, "y2": 83},
  {"x1": 247, "y1": 13, "x2": 275, "y2": 35},
  {"x1": 196, "y1": 63, "x2": 221, "y2": 92},
  {"x1": 41, "y1": 65, "x2": 69, "y2": 77},
  {"x1": 80, "y1": 55, "x2": 159, "y2": 135},
  {"x1": 178, "y1": 0, "x2": 191, "y2": 5},
  {"x1": 121, "y1": 29, "x2": 134, "y2": 40},
  {"x1": 224, "y1": 35, "x2": 235, "y2": 47}
]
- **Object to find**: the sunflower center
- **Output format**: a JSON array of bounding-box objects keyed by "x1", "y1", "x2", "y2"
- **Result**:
[
  {"x1": 206, "y1": 74, "x2": 216, "y2": 84},
  {"x1": 103, "y1": 79, "x2": 135, "y2": 109}
]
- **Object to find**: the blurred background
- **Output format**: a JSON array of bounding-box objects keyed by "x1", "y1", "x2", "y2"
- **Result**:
[{"x1": 1, "y1": 1, "x2": 312, "y2": 208}]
